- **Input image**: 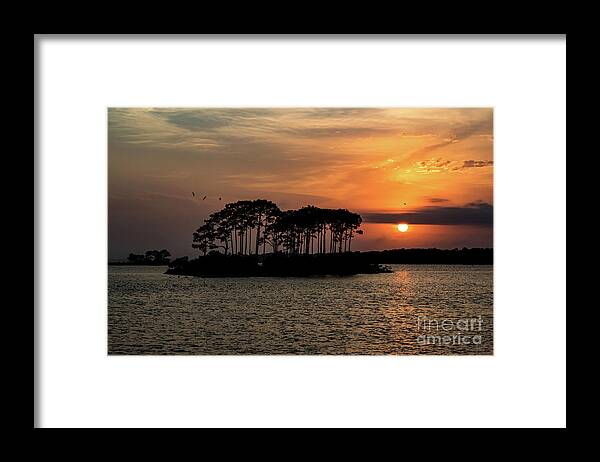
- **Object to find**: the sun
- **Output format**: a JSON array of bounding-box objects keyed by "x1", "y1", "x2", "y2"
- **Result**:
[{"x1": 397, "y1": 223, "x2": 409, "y2": 233}]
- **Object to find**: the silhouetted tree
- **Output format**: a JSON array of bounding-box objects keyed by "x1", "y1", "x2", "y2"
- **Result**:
[
  {"x1": 127, "y1": 253, "x2": 145, "y2": 264},
  {"x1": 193, "y1": 199, "x2": 282, "y2": 256},
  {"x1": 192, "y1": 223, "x2": 213, "y2": 256},
  {"x1": 157, "y1": 249, "x2": 171, "y2": 264},
  {"x1": 193, "y1": 200, "x2": 364, "y2": 257},
  {"x1": 127, "y1": 249, "x2": 171, "y2": 264}
]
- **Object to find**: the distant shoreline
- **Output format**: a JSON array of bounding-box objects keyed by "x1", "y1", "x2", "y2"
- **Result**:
[
  {"x1": 108, "y1": 262, "x2": 169, "y2": 266},
  {"x1": 109, "y1": 247, "x2": 493, "y2": 267}
]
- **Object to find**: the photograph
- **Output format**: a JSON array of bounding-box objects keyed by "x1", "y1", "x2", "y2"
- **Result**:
[{"x1": 108, "y1": 107, "x2": 494, "y2": 355}]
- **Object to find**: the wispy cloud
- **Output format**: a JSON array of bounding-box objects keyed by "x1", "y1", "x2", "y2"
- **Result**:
[
  {"x1": 109, "y1": 107, "x2": 493, "y2": 152},
  {"x1": 413, "y1": 158, "x2": 494, "y2": 174},
  {"x1": 459, "y1": 160, "x2": 494, "y2": 169}
]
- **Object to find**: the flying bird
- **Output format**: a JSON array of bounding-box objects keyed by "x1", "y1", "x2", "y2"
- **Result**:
[
  {"x1": 192, "y1": 192, "x2": 195, "y2": 197},
  {"x1": 219, "y1": 196, "x2": 222, "y2": 201},
  {"x1": 202, "y1": 195, "x2": 207, "y2": 201}
]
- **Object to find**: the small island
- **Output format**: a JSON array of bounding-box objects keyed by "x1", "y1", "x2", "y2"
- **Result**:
[
  {"x1": 166, "y1": 253, "x2": 391, "y2": 277},
  {"x1": 165, "y1": 199, "x2": 390, "y2": 276}
]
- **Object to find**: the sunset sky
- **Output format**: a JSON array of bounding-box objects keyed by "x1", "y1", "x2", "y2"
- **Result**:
[{"x1": 108, "y1": 108, "x2": 493, "y2": 259}]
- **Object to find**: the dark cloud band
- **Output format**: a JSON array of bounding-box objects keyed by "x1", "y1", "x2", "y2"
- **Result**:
[{"x1": 362, "y1": 202, "x2": 493, "y2": 226}]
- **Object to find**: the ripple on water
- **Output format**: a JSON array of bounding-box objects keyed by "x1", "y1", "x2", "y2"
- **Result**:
[{"x1": 108, "y1": 264, "x2": 493, "y2": 355}]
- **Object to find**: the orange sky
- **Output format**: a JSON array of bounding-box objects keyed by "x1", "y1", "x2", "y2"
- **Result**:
[{"x1": 108, "y1": 108, "x2": 493, "y2": 259}]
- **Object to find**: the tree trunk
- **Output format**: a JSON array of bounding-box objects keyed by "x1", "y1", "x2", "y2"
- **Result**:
[{"x1": 255, "y1": 214, "x2": 261, "y2": 256}]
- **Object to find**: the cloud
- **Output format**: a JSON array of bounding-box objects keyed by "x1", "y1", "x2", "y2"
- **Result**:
[
  {"x1": 428, "y1": 197, "x2": 450, "y2": 203},
  {"x1": 159, "y1": 112, "x2": 231, "y2": 131},
  {"x1": 297, "y1": 108, "x2": 386, "y2": 119},
  {"x1": 413, "y1": 158, "x2": 494, "y2": 174},
  {"x1": 362, "y1": 201, "x2": 493, "y2": 226},
  {"x1": 403, "y1": 108, "x2": 493, "y2": 159},
  {"x1": 410, "y1": 140, "x2": 457, "y2": 158},
  {"x1": 414, "y1": 158, "x2": 455, "y2": 173},
  {"x1": 109, "y1": 107, "x2": 494, "y2": 151},
  {"x1": 448, "y1": 112, "x2": 493, "y2": 140},
  {"x1": 458, "y1": 160, "x2": 494, "y2": 169}
]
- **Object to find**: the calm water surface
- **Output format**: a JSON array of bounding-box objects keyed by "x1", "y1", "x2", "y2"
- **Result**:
[{"x1": 108, "y1": 265, "x2": 493, "y2": 355}]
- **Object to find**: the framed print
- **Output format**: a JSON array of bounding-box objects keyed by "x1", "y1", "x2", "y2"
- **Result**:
[
  {"x1": 35, "y1": 35, "x2": 566, "y2": 428},
  {"x1": 107, "y1": 107, "x2": 494, "y2": 356}
]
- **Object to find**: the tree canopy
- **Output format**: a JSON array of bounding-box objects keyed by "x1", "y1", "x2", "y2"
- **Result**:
[{"x1": 193, "y1": 200, "x2": 363, "y2": 256}]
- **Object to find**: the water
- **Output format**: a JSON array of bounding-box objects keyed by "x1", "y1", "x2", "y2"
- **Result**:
[{"x1": 108, "y1": 265, "x2": 493, "y2": 355}]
